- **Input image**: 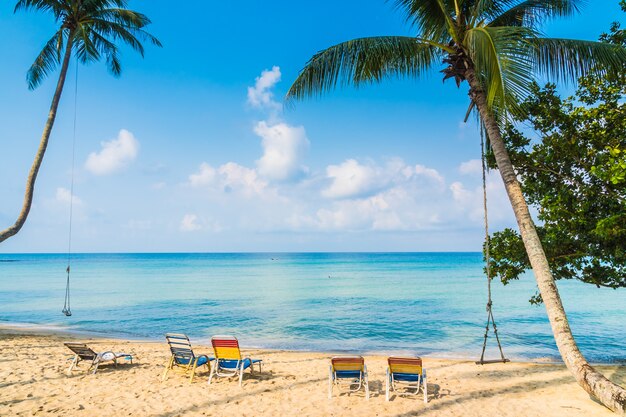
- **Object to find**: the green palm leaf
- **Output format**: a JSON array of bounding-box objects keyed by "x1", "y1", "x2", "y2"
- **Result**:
[
  {"x1": 392, "y1": 0, "x2": 457, "y2": 43},
  {"x1": 26, "y1": 29, "x2": 65, "y2": 89},
  {"x1": 465, "y1": 26, "x2": 535, "y2": 119},
  {"x1": 488, "y1": 0, "x2": 583, "y2": 28},
  {"x1": 287, "y1": 36, "x2": 441, "y2": 101},
  {"x1": 532, "y1": 38, "x2": 626, "y2": 83},
  {"x1": 17, "y1": 0, "x2": 161, "y2": 89}
]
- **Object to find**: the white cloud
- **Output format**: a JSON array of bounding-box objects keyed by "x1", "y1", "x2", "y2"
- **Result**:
[
  {"x1": 459, "y1": 159, "x2": 483, "y2": 175},
  {"x1": 405, "y1": 164, "x2": 445, "y2": 185},
  {"x1": 219, "y1": 162, "x2": 267, "y2": 195},
  {"x1": 55, "y1": 187, "x2": 83, "y2": 206},
  {"x1": 254, "y1": 121, "x2": 309, "y2": 181},
  {"x1": 180, "y1": 214, "x2": 202, "y2": 232},
  {"x1": 188, "y1": 162, "x2": 216, "y2": 187},
  {"x1": 85, "y1": 129, "x2": 139, "y2": 175},
  {"x1": 323, "y1": 159, "x2": 380, "y2": 199},
  {"x1": 323, "y1": 159, "x2": 444, "y2": 200},
  {"x1": 188, "y1": 162, "x2": 268, "y2": 197},
  {"x1": 450, "y1": 171, "x2": 511, "y2": 223},
  {"x1": 247, "y1": 66, "x2": 281, "y2": 110}
]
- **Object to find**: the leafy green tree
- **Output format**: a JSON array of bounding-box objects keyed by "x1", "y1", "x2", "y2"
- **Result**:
[
  {"x1": 489, "y1": 2, "x2": 626, "y2": 301},
  {"x1": 0, "y1": 0, "x2": 161, "y2": 243},
  {"x1": 286, "y1": 0, "x2": 626, "y2": 412}
]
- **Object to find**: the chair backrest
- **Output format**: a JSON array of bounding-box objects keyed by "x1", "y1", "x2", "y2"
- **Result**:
[
  {"x1": 64, "y1": 343, "x2": 97, "y2": 360},
  {"x1": 388, "y1": 356, "x2": 422, "y2": 375},
  {"x1": 165, "y1": 333, "x2": 196, "y2": 364},
  {"x1": 211, "y1": 335, "x2": 241, "y2": 360},
  {"x1": 331, "y1": 356, "x2": 365, "y2": 372}
]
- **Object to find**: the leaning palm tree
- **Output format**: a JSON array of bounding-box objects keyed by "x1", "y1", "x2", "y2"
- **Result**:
[
  {"x1": 287, "y1": 0, "x2": 626, "y2": 413},
  {"x1": 0, "y1": 0, "x2": 161, "y2": 243}
]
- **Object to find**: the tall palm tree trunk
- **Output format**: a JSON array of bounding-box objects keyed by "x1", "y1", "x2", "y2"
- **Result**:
[
  {"x1": 0, "y1": 33, "x2": 75, "y2": 244},
  {"x1": 466, "y1": 67, "x2": 626, "y2": 415}
]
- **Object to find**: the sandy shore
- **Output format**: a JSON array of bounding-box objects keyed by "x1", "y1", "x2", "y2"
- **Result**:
[{"x1": 1, "y1": 327, "x2": 623, "y2": 416}]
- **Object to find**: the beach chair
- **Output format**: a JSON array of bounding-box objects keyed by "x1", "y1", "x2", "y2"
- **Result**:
[
  {"x1": 162, "y1": 333, "x2": 213, "y2": 383},
  {"x1": 64, "y1": 342, "x2": 133, "y2": 375},
  {"x1": 328, "y1": 356, "x2": 369, "y2": 400},
  {"x1": 208, "y1": 335, "x2": 262, "y2": 387},
  {"x1": 385, "y1": 356, "x2": 427, "y2": 403}
]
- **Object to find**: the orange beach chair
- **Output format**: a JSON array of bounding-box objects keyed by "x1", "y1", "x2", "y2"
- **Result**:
[
  {"x1": 385, "y1": 356, "x2": 427, "y2": 403},
  {"x1": 328, "y1": 356, "x2": 369, "y2": 400},
  {"x1": 208, "y1": 335, "x2": 262, "y2": 387}
]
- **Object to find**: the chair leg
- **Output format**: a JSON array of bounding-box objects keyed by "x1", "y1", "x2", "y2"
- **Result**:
[
  {"x1": 189, "y1": 358, "x2": 198, "y2": 384},
  {"x1": 238, "y1": 362, "x2": 244, "y2": 387},
  {"x1": 91, "y1": 360, "x2": 100, "y2": 375},
  {"x1": 67, "y1": 355, "x2": 78, "y2": 375},
  {"x1": 364, "y1": 369, "x2": 369, "y2": 401},
  {"x1": 423, "y1": 373, "x2": 428, "y2": 404},
  {"x1": 328, "y1": 366, "x2": 333, "y2": 399},
  {"x1": 207, "y1": 361, "x2": 216, "y2": 385},
  {"x1": 162, "y1": 357, "x2": 173, "y2": 381},
  {"x1": 385, "y1": 369, "x2": 390, "y2": 401}
]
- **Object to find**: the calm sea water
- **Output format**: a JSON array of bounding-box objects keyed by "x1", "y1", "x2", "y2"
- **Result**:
[{"x1": 0, "y1": 253, "x2": 624, "y2": 363}]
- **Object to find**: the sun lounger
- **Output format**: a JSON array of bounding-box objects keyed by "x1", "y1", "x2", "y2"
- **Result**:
[
  {"x1": 208, "y1": 335, "x2": 262, "y2": 387},
  {"x1": 329, "y1": 356, "x2": 369, "y2": 400},
  {"x1": 64, "y1": 342, "x2": 133, "y2": 375},
  {"x1": 162, "y1": 333, "x2": 213, "y2": 383},
  {"x1": 385, "y1": 356, "x2": 427, "y2": 403}
]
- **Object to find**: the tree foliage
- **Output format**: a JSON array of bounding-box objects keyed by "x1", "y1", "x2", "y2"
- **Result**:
[
  {"x1": 489, "y1": 3, "x2": 626, "y2": 301},
  {"x1": 15, "y1": 0, "x2": 161, "y2": 89}
]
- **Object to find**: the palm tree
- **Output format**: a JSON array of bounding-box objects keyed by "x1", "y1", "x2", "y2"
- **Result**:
[
  {"x1": 0, "y1": 0, "x2": 161, "y2": 243},
  {"x1": 286, "y1": 0, "x2": 626, "y2": 413}
]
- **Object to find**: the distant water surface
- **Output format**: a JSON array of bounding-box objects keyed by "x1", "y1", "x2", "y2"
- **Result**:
[{"x1": 0, "y1": 253, "x2": 624, "y2": 363}]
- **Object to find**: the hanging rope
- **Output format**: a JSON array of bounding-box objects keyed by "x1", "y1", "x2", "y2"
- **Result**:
[
  {"x1": 476, "y1": 128, "x2": 509, "y2": 365},
  {"x1": 62, "y1": 60, "x2": 79, "y2": 317}
]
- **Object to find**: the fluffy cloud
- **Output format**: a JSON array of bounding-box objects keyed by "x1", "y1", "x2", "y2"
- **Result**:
[
  {"x1": 323, "y1": 158, "x2": 444, "y2": 200},
  {"x1": 255, "y1": 121, "x2": 309, "y2": 181},
  {"x1": 323, "y1": 159, "x2": 381, "y2": 199},
  {"x1": 247, "y1": 66, "x2": 281, "y2": 110},
  {"x1": 85, "y1": 129, "x2": 139, "y2": 175},
  {"x1": 450, "y1": 171, "x2": 511, "y2": 223},
  {"x1": 188, "y1": 162, "x2": 216, "y2": 187},
  {"x1": 180, "y1": 214, "x2": 202, "y2": 232},
  {"x1": 55, "y1": 187, "x2": 83, "y2": 206},
  {"x1": 459, "y1": 159, "x2": 483, "y2": 175},
  {"x1": 188, "y1": 162, "x2": 268, "y2": 196}
]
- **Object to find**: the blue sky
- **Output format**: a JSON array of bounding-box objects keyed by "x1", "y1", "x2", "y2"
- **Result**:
[{"x1": 0, "y1": 0, "x2": 623, "y2": 253}]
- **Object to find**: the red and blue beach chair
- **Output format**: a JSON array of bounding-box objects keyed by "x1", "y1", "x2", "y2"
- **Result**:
[
  {"x1": 385, "y1": 356, "x2": 427, "y2": 403},
  {"x1": 162, "y1": 333, "x2": 213, "y2": 383},
  {"x1": 328, "y1": 356, "x2": 370, "y2": 400},
  {"x1": 208, "y1": 335, "x2": 263, "y2": 387}
]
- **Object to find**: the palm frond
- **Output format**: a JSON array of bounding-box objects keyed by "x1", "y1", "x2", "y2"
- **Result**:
[
  {"x1": 465, "y1": 26, "x2": 536, "y2": 122},
  {"x1": 533, "y1": 38, "x2": 626, "y2": 82},
  {"x1": 73, "y1": 26, "x2": 101, "y2": 64},
  {"x1": 286, "y1": 36, "x2": 441, "y2": 101},
  {"x1": 391, "y1": 0, "x2": 457, "y2": 43},
  {"x1": 26, "y1": 29, "x2": 65, "y2": 89},
  {"x1": 488, "y1": 0, "x2": 583, "y2": 28},
  {"x1": 14, "y1": 0, "x2": 67, "y2": 18},
  {"x1": 15, "y1": 0, "x2": 160, "y2": 88}
]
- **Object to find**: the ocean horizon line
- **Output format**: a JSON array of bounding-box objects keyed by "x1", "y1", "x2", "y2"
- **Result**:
[{"x1": 0, "y1": 250, "x2": 483, "y2": 255}]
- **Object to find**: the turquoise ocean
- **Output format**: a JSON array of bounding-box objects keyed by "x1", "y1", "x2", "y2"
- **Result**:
[{"x1": 0, "y1": 252, "x2": 624, "y2": 363}]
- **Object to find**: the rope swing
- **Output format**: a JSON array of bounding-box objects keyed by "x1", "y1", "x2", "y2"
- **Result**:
[
  {"x1": 476, "y1": 131, "x2": 509, "y2": 365},
  {"x1": 62, "y1": 61, "x2": 79, "y2": 317}
]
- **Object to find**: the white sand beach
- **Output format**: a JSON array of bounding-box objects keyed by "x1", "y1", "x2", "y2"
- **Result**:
[{"x1": 1, "y1": 327, "x2": 622, "y2": 417}]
